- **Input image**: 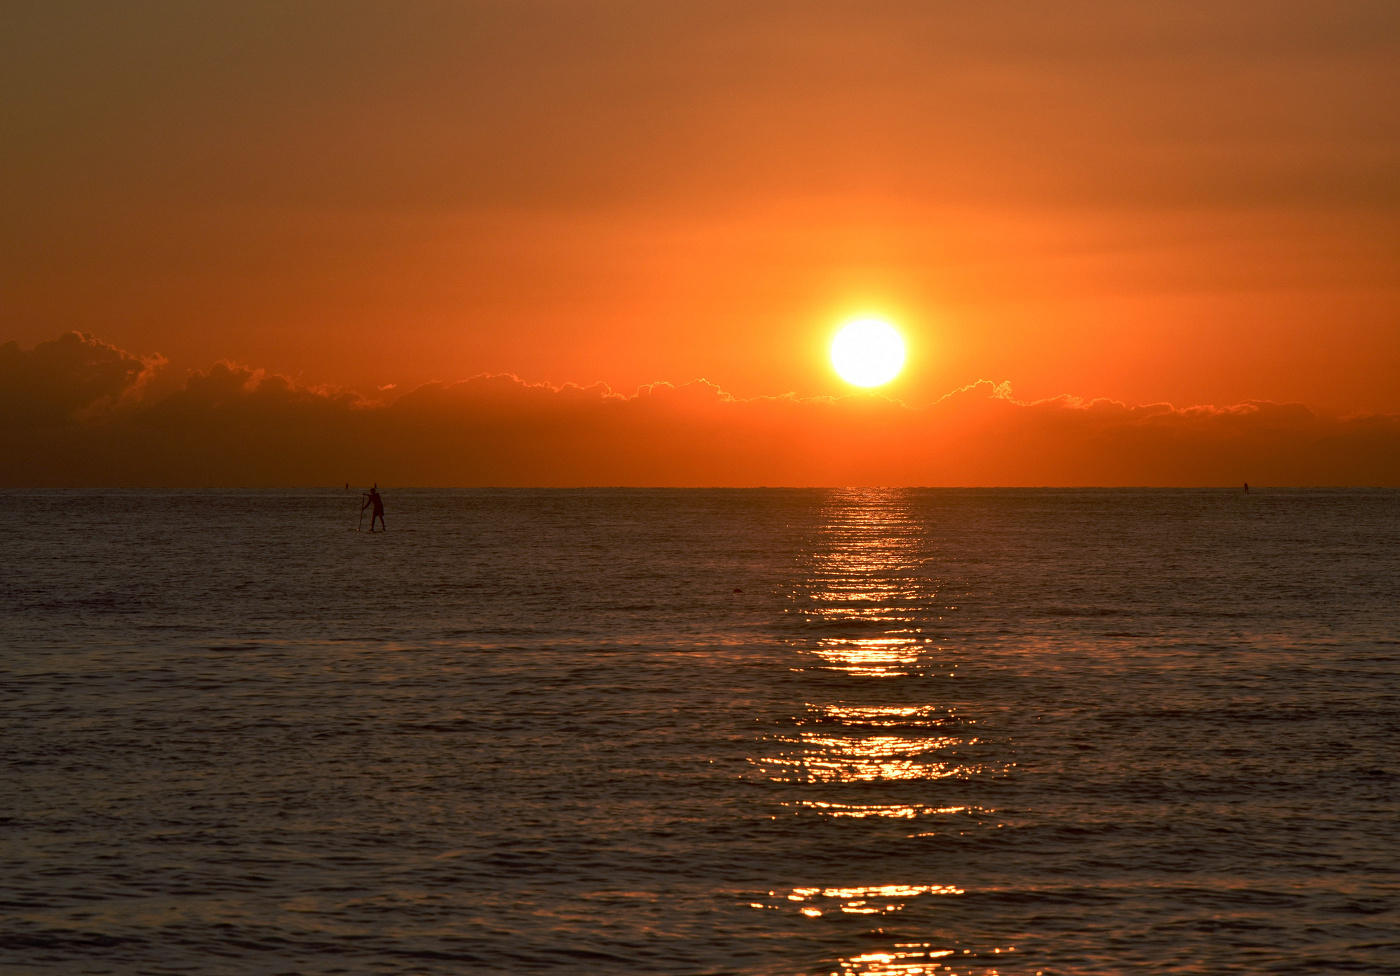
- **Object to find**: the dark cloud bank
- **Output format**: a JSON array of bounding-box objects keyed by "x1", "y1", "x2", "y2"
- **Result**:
[{"x1": 3, "y1": 333, "x2": 1397, "y2": 487}]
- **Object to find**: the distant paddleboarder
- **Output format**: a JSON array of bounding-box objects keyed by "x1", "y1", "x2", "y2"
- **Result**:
[
  {"x1": 1243, "y1": 482, "x2": 1250, "y2": 494},
  {"x1": 362, "y1": 484, "x2": 385, "y2": 532}
]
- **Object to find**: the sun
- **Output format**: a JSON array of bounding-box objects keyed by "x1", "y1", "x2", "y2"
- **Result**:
[{"x1": 830, "y1": 318, "x2": 905, "y2": 387}]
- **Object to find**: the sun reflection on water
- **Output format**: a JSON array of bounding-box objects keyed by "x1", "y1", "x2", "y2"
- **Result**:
[
  {"x1": 816, "y1": 704, "x2": 970, "y2": 726},
  {"x1": 808, "y1": 636, "x2": 928, "y2": 676},
  {"x1": 749, "y1": 883, "x2": 965, "y2": 917},
  {"x1": 834, "y1": 944, "x2": 1016, "y2": 976},
  {"x1": 771, "y1": 491, "x2": 1001, "y2": 974},
  {"x1": 758, "y1": 731, "x2": 976, "y2": 783},
  {"x1": 839, "y1": 948, "x2": 954, "y2": 975},
  {"x1": 792, "y1": 801, "x2": 971, "y2": 818}
]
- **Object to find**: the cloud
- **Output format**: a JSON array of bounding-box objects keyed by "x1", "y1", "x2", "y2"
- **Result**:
[
  {"x1": 1, "y1": 333, "x2": 1397, "y2": 487},
  {"x1": 0, "y1": 331, "x2": 164, "y2": 427}
]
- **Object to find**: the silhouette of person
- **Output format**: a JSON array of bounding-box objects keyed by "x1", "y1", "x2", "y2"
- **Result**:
[
  {"x1": 363, "y1": 484, "x2": 385, "y2": 532},
  {"x1": 1243, "y1": 482, "x2": 1250, "y2": 493}
]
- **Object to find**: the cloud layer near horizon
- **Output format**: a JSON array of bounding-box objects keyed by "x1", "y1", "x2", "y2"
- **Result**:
[{"x1": 3, "y1": 333, "x2": 1397, "y2": 487}]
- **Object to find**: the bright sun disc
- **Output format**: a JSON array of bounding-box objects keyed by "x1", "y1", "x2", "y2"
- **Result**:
[{"x1": 831, "y1": 319, "x2": 905, "y2": 387}]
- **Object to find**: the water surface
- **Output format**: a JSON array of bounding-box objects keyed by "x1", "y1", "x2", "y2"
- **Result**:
[{"x1": 3, "y1": 489, "x2": 1398, "y2": 974}]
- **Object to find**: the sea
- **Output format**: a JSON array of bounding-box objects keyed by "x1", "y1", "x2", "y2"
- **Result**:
[{"x1": 2, "y1": 488, "x2": 1398, "y2": 975}]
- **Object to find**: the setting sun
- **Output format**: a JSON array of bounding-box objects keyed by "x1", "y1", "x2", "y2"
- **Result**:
[{"x1": 831, "y1": 319, "x2": 906, "y2": 388}]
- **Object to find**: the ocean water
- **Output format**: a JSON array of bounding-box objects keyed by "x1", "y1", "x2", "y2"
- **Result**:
[{"x1": 2, "y1": 488, "x2": 1398, "y2": 976}]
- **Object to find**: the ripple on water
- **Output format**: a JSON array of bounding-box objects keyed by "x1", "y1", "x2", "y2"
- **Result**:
[{"x1": 2, "y1": 488, "x2": 1398, "y2": 974}]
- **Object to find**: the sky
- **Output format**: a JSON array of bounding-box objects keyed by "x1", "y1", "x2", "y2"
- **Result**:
[{"x1": 2, "y1": 1, "x2": 1399, "y2": 485}]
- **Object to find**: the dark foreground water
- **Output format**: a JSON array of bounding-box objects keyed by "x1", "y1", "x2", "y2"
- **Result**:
[{"x1": 2, "y1": 489, "x2": 1398, "y2": 975}]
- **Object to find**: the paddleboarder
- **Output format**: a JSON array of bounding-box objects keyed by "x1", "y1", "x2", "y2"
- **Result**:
[{"x1": 363, "y1": 484, "x2": 385, "y2": 532}]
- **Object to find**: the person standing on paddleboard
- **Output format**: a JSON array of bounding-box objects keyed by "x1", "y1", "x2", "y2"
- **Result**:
[{"x1": 363, "y1": 484, "x2": 385, "y2": 532}]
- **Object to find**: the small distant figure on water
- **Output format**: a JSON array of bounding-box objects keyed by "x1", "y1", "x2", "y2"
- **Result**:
[
  {"x1": 1243, "y1": 482, "x2": 1250, "y2": 494},
  {"x1": 362, "y1": 484, "x2": 385, "y2": 532}
]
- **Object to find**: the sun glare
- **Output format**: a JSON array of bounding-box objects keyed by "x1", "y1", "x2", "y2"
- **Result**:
[{"x1": 831, "y1": 318, "x2": 905, "y2": 388}]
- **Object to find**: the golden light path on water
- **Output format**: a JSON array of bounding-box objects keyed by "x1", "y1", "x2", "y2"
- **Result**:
[
  {"x1": 760, "y1": 733, "x2": 974, "y2": 783},
  {"x1": 754, "y1": 491, "x2": 1018, "y2": 976}
]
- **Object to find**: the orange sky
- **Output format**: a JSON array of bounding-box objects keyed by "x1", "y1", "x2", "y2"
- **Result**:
[{"x1": 2, "y1": 2, "x2": 1399, "y2": 484}]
